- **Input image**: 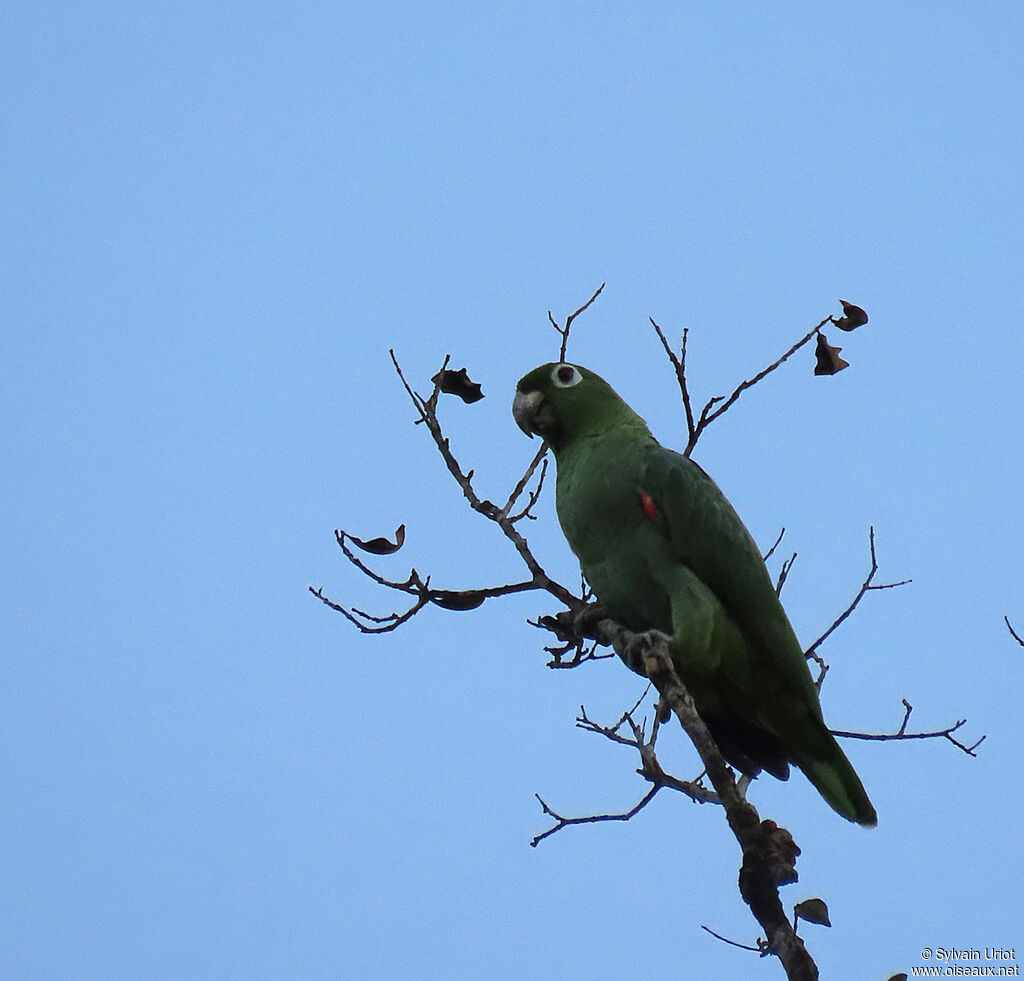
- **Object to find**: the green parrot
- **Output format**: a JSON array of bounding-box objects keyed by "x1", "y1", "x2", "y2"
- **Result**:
[{"x1": 512, "y1": 362, "x2": 877, "y2": 826}]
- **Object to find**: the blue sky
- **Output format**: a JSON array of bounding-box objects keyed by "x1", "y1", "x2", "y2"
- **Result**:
[{"x1": 4, "y1": 3, "x2": 1023, "y2": 979}]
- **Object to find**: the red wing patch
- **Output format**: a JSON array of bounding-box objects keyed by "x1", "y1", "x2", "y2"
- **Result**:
[{"x1": 640, "y1": 492, "x2": 660, "y2": 521}]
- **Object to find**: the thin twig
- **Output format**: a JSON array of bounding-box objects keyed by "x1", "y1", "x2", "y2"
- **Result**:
[
  {"x1": 763, "y1": 527, "x2": 787, "y2": 564},
  {"x1": 700, "y1": 925, "x2": 765, "y2": 953},
  {"x1": 592, "y1": 688, "x2": 653, "y2": 731},
  {"x1": 308, "y1": 585, "x2": 430, "y2": 633},
  {"x1": 507, "y1": 455, "x2": 550, "y2": 524},
  {"x1": 650, "y1": 317, "x2": 696, "y2": 442},
  {"x1": 531, "y1": 786, "x2": 660, "y2": 847},
  {"x1": 807, "y1": 650, "x2": 829, "y2": 691},
  {"x1": 775, "y1": 553, "x2": 798, "y2": 596},
  {"x1": 1006, "y1": 616, "x2": 1024, "y2": 648},
  {"x1": 684, "y1": 318, "x2": 829, "y2": 454},
  {"x1": 833, "y1": 699, "x2": 985, "y2": 756},
  {"x1": 806, "y1": 526, "x2": 910, "y2": 657},
  {"x1": 533, "y1": 696, "x2": 722, "y2": 848},
  {"x1": 548, "y1": 283, "x2": 605, "y2": 361},
  {"x1": 544, "y1": 635, "x2": 616, "y2": 669},
  {"x1": 574, "y1": 703, "x2": 720, "y2": 805},
  {"x1": 508, "y1": 461, "x2": 548, "y2": 523},
  {"x1": 500, "y1": 445, "x2": 547, "y2": 518},
  {"x1": 332, "y1": 529, "x2": 423, "y2": 592}
]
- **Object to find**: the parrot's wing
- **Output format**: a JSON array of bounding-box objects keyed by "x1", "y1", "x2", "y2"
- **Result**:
[{"x1": 640, "y1": 444, "x2": 822, "y2": 716}]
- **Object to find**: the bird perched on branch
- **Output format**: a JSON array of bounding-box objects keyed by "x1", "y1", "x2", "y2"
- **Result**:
[{"x1": 512, "y1": 362, "x2": 876, "y2": 826}]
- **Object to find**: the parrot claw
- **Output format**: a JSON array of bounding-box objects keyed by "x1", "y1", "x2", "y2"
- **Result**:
[{"x1": 614, "y1": 629, "x2": 667, "y2": 677}]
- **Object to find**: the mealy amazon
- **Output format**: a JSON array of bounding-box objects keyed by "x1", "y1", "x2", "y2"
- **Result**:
[{"x1": 512, "y1": 361, "x2": 876, "y2": 826}]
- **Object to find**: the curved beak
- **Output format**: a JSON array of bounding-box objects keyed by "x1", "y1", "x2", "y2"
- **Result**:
[{"x1": 512, "y1": 389, "x2": 543, "y2": 438}]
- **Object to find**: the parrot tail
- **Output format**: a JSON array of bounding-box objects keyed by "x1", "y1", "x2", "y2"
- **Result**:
[{"x1": 795, "y1": 742, "x2": 878, "y2": 827}]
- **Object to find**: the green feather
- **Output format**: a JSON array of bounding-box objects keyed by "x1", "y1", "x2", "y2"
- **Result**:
[{"x1": 513, "y1": 363, "x2": 877, "y2": 826}]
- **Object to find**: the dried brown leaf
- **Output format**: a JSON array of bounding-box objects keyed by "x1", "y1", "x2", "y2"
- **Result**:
[
  {"x1": 346, "y1": 524, "x2": 406, "y2": 555},
  {"x1": 429, "y1": 588, "x2": 487, "y2": 611},
  {"x1": 794, "y1": 897, "x2": 831, "y2": 928},
  {"x1": 833, "y1": 299, "x2": 869, "y2": 331},
  {"x1": 431, "y1": 367, "x2": 484, "y2": 403},
  {"x1": 814, "y1": 332, "x2": 850, "y2": 375}
]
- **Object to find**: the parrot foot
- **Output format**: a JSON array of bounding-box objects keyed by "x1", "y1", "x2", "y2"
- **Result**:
[
  {"x1": 613, "y1": 628, "x2": 673, "y2": 679},
  {"x1": 611, "y1": 629, "x2": 681, "y2": 722}
]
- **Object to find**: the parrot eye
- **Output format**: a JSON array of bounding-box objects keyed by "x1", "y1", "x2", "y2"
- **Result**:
[{"x1": 551, "y1": 364, "x2": 582, "y2": 388}]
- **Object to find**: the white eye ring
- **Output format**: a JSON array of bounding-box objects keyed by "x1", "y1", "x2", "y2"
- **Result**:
[{"x1": 551, "y1": 363, "x2": 582, "y2": 388}]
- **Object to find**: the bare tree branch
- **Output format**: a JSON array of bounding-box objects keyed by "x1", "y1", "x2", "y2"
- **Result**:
[
  {"x1": 541, "y1": 633, "x2": 616, "y2": 669},
  {"x1": 763, "y1": 527, "x2": 787, "y2": 564},
  {"x1": 650, "y1": 314, "x2": 831, "y2": 455},
  {"x1": 807, "y1": 650, "x2": 829, "y2": 691},
  {"x1": 309, "y1": 525, "x2": 550, "y2": 629},
  {"x1": 796, "y1": 533, "x2": 980, "y2": 753},
  {"x1": 503, "y1": 449, "x2": 549, "y2": 523},
  {"x1": 309, "y1": 583, "x2": 430, "y2": 633},
  {"x1": 576, "y1": 702, "x2": 721, "y2": 803},
  {"x1": 700, "y1": 924, "x2": 765, "y2": 953},
  {"x1": 531, "y1": 786, "x2": 661, "y2": 847},
  {"x1": 775, "y1": 552, "x2": 798, "y2": 596},
  {"x1": 390, "y1": 350, "x2": 582, "y2": 608},
  {"x1": 806, "y1": 526, "x2": 910, "y2": 659},
  {"x1": 690, "y1": 319, "x2": 827, "y2": 449},
  {"x1": 1006, "y1": 616, "x2": 1024, "y2": 648},
  {"x1": 531, "y1": 696, "x2": 723, "y2": 847},
  {"x1": 649, "y1": 317, "x2": 697, "y2": 441},
  {"x1": 331, "y1": 528, "x2": 422, "y2": 591},
  {"x1": 548, "y1": 283, "x2": 605, "y2": 361},
  {"x1": 311, "y1": 351, "x2": 591, "y2": 630},
  {"x1": 833, "y1": 699, "x2": 985, "y2": 756},
  {"x1": 593, "y1": 621, "x2": 818, "y2": 980}
]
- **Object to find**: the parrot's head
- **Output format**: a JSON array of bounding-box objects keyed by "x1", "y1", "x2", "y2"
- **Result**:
[{"x1": 512, "y1": 363, "x2": 645, "y2": 452}]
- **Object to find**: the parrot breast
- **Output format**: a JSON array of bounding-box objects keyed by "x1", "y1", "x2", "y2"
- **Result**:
[{"x1": 554, "y1": 435, "x2": 674, "y2": 635}]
